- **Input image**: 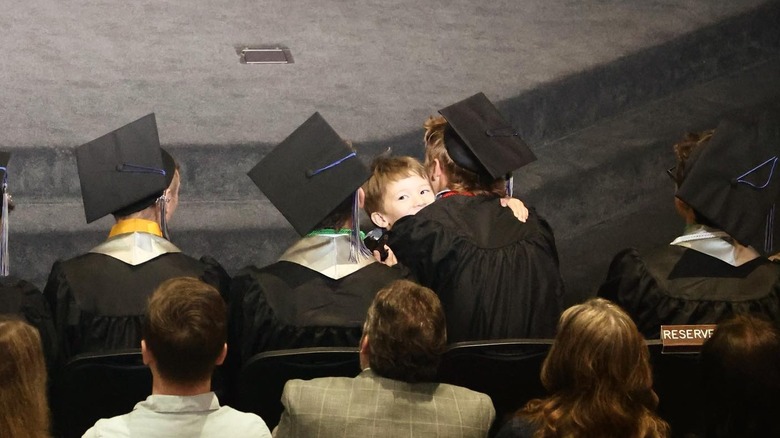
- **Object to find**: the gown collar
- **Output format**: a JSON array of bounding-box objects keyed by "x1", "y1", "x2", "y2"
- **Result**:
[
  {"x1": 670, "y1": 224, "x2": 760, "y2": 267},
  {"x1": 279, "y1": 232, "x2": 375, "y2": 280},
  {"x1": 109, "y1": 218, "x2": 163, "y2": 238},
  {"x1": 91, "y1": 220, "x2": 181, "y2": 266}
]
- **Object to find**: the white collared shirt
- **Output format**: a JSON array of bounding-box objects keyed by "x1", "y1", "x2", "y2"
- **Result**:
[{"x1": 82, "y1": 392, "x2": 271, "y2": 438}]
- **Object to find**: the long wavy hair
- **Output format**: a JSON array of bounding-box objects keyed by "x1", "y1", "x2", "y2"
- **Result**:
[
  {"x1": 519, "y1": 299, "x2": 669, "y2": 438},
  {"x1": 0, "y1": 317, "x2": 50, "y2": 438}
]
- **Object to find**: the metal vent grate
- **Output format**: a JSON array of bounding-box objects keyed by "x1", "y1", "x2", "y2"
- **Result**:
[{"x1": 239, "y1": 48, "x2": 294, "y2": 64}]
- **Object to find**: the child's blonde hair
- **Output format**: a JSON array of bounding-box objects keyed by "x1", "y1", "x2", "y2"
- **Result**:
[{"x1": 363, "y1": 156, "x2": 429, "y2": 217}]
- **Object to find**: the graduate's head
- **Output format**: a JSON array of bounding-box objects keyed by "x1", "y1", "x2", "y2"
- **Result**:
[
  {"x1": 142, "y1": 277, "x2": 227, "y2": 387},
  {"x1": 363, "y1": 156, "x2": 434, "y2": 230},
  {"x1": 669, "y1": 130, "x2": 718, "y2": 226},
  {"x1": 423, "y1": 115, "x2": 506, "y2": 196},
  {"x1": 424, "y1": 93, "x2": 536, "y2": 197},
  {"x1": 113, "y1": 154, "x2": 180, "y2": 224},
  {"x1": 360, "y1": 280, "x2": 446, "y2": 383},
  {"x1": 77, "y1": 114, "x2": 179, "y2": 239}
]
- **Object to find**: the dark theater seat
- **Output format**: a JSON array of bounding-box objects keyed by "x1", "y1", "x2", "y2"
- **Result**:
[
  {"x1": 51, "y1": 350, "x2": 152, "y2": 438},
  {"x1": 235, "y1": 346, "x2": 361, "y2": 430},
  {"x1": 438, "y1": 339, "x2": 553, "y2": 433},
  {"x1": 647, "y1": 341, "x2": 705, "y2": 438}
]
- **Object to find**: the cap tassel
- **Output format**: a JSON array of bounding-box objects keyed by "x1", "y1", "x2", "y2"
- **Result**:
[
  {"x1": 157, "y1": 193, "x2": 170, "y2": 241},
  {"x1": 0, "y1": 176, "x2": 9, "y2": 277},
  {"x1": 766, "y1": 204, "x2": 775, "y2": 254},
  {"x1": 350, "y1": 190, "x2": 372, "y2": 263},
  {"x1": 735, "y1": 156, "x2": 777, "y2": 189}
]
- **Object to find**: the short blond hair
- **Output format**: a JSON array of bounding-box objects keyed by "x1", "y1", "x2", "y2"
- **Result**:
[{"x1": 363, "y1": 155, "x2": 428, "y2": 217}]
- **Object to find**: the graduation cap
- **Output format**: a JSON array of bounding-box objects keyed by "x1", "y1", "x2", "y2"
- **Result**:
[
  {"x1": 248, "y1": 112, "x2": 371, "y2": 237},
  {"x1": 677, "y1": 105, "x2": 780, "y2": 256},
  {"x1": 438, "y1": 92, "x2": 536, "y2": 179},
  {"x1": 0, "y1": 152, "x2": 11, "y2": 276},
  {"x1": 76, "y1": 113, "x2": 176, "y2": 226}
]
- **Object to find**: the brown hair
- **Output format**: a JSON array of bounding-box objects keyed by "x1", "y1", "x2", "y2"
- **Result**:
[
  {"x1": 0, "y1": 317, "x2": 50, "y2": 438},
  {"x1": 363, "y1": 279, "x2": 446, "y2": 383},
  {"x1": 423, "y1": 115, "x2": 506, "y2": 197},
  {"x1": 520, "y1": 298, "x2": 669, "y2": 438},
  {"x1": 363, "y1": 155, "x2": 429, "y2": 216},
  {"x1": 700, "y1": 314, "x2": 780, "y2": 438},
  {"x1": 672, "y1": 129, "x2": 714, "y2": 187},
  {"x1": 143, "y1": 277, "x2": 226, "y2": 385},
  {"x1": 672, "y1": 130, "x2": 717, "y2": 227}
]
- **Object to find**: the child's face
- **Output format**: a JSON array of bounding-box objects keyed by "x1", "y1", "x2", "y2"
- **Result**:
[{"x1": 371, "y1": 174, "x2": 435, "y2": 229}]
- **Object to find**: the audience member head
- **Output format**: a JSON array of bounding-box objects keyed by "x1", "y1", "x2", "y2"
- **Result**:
[
  {"x1": 423, "y1": 115, "x2": 507, "y2": 196},
  {"x1": 699, "y1": 314, "x2": 780, "y2": 438},
  {"x1": 521, "y1": 298, "x2": 668, "y2": 438},
  {"x1": 142, "y1": 277, "x2": 227, "y2": 389},
  {"x1": 360, "y1": 279, "x2": 446, "y2": 383},
  {"x1": 670, "y1": 130, "x2": 717, "y2": 227},
  {"x1": 0, "y1": 317, "x2": 49, "y2": 438},
  {"x1": 363, "y1": 155, "x2": 435, "y2": 229}
]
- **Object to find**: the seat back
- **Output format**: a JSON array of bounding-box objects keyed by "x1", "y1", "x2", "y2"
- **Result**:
[
  {"x1": 51, "y1": 349, "x2": 152, "y2": 438},
  {"x1": 438, "y1": 339, "x2": 553, "y2": 429},
  {"x1": 236, "y1": 346, "x2": 361, "y2": 429},
  {"x1": 647, "y1": 342, "x2": 705, "y2": 437}
]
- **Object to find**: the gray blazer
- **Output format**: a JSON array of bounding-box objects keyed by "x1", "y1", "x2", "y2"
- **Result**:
[{"x1": 273, "y1": 369, "x2": 495, "y2": 437}]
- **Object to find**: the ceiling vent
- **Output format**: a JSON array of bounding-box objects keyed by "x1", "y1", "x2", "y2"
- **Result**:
[{"x1": 238, "y1": 47, "x2": 294, "y2": 64}]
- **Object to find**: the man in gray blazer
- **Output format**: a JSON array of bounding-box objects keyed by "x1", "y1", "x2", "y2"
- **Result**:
[{"x1": 273, "y1": 279, "x2": 495, "y2": 437}]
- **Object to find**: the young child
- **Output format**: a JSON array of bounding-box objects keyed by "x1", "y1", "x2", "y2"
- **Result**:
[{"x1": 363, "y1": 156, "x2": 435, "y2": 231}]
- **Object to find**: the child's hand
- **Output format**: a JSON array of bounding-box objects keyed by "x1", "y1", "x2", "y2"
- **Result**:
[
  {"x1": 501, "y1": 197, "x2": 528, "y2": 222},
  {"x1": 373, "y1": 245, "x2": 398, "y2": 267}
]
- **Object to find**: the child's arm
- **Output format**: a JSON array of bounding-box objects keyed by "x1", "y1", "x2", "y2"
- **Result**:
[{"x1": 500, "y1": 197, "x2": 528, "y2": 222}]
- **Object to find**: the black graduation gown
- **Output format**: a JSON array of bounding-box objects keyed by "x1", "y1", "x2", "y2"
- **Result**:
[
  {"x1": 599, "y1": 245, "x2": 780, "y2": 339},
  {"x1": 230, "y1": 260, "x2": 407, "y2": 365},
  {"x1": 388, "y1": 195, "x2": 565, "y2": 342},
  {"x1": 43, "y1": 250, "x2": 229, "y2": 362},
  {"x1": 0, "y1": 276, "x2": 58, "y2": 368}
]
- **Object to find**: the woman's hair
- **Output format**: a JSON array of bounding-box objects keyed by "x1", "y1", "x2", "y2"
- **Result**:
[
  {"x1": 0, "y1": 317, "x2": 50, "y2": 438},
  {"x1": 423, "y1": 115, "x2": 506, "y2": 197},
  {"x1": 699, "y1": 314, "x2": 780, "y2": 438},
  {"x1": 672, "y1": 129, "x2": 714, "y2": 187},
  {"x1": 519, "y1": 298, "x2": 669, "y2": 438}
]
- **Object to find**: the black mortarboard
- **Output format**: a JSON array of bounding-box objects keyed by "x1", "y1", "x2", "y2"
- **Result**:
[
  {"x1": 438, "y1": 92, "x2": 536, "y2": 178},
  {"x1": 76, "y1": 113, "x2": 176, "y2": 223},
  {"x1": 677, "y1": 105, "x2": 780, "y2": 256},
  {"x1": 248, "y1": 112, "x2": 371, "y2": 236}
]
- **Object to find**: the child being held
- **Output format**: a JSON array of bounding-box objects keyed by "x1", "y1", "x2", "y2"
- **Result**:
[{"x1": 363, "y1": 155, "x2": 527, "y2": 263}]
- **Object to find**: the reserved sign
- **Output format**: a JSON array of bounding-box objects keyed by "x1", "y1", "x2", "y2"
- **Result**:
[{"x1": 660, "y1": 324, "x2": 717, "y2": 351}]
